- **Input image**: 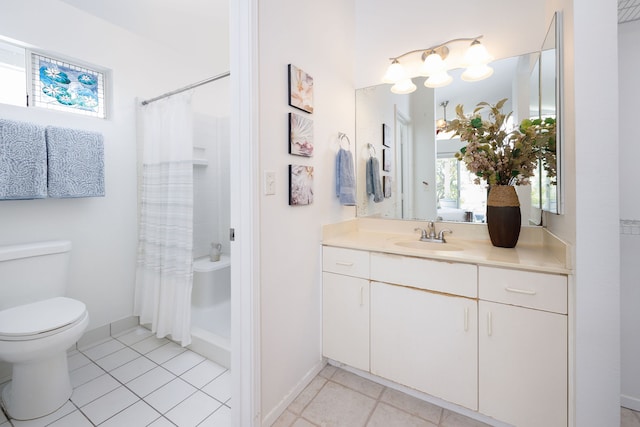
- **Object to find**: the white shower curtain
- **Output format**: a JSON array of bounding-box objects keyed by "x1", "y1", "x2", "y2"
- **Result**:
[{"x1": 134, "y1": 91, "x2": 194, "y2": 346}]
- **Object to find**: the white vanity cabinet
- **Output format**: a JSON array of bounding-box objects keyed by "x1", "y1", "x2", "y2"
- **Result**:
[
  {"x1": 371, "y1": 281, "x2": 478, "y2": 410},
  {"x1": 478, "y1": 266, "x2": 568, "y2": 427},
  {"x1": 322, "y1": 247, "x2": 370, "y2": 371}
]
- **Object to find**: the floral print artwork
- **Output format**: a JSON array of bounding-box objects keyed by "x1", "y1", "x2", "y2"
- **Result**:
[
  {"x1": 288, "y1": 64, "x2": 313, "y2": 114},
  {"x1": 289, "y1": 164, "x2": 314, "y2": 205},
  {"x1": 289, "y1": 112, "x2": 313, "y2": 157},
  {"x1": 32, "y1": 54, "x2": 105, "y2": 118}
]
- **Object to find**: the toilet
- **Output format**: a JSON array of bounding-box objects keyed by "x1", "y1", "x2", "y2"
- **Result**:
[{"x1": 0, "y1": 240, "x2": 88, "y2": 420}]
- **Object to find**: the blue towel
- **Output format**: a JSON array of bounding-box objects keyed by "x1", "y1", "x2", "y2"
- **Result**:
[
  {"x1": 335, "y1": 148, "x2": 356, "y2": 205},
  {"x1": 46, "y1": 126, "x2": 105, "y2": 198},
  {"x1": 0, "y1": 118, "x2": 47, "y2": 200},
  {"x1": 366, "y1": 157, "x2": 383, "y2": 203}
]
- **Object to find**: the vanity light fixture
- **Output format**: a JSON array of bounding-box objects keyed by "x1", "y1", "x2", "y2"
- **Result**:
[{"x1": 383, "y1": 36, "x2": 493, "y2": 94}]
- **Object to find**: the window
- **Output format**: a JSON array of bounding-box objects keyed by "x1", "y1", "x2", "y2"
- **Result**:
[
  {"x1": 436, "y1": 155, "x2": 487, "y2": 222},
  {"x1": 0, "y1": 40, "x2": 26, "y2": 107},
  {"x1": 0, "y1": 39, "x2": 106, "y2": 118}
]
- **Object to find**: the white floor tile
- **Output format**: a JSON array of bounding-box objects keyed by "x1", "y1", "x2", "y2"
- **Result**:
[
  {"x1": 81, "y1": 338, "x2": 126, "y2": 361},
  {"x1": 99, "y1": 400, "x2": 162, "y2": 427},
  {"x1": 202, "y1": 370, "x2": 231, "y2": 403},
  {"x1": 47, "y1": 410, "x2": 93, "y2": 427},
  {"x1": 71, "y1": 373, "x2": 120, "y2": 407},
  {"x1": 67, "y1": 352, "x2": 92, "y2": 372},
  {"x1": 94, "y1": 347, "x2": 140, "y2": 371},
  {"x1": 110, "y1": 355, "x2": 158, "y2": 383},
  {"x1": 145, "y1": 378, "x2": 197, "y2": 414},
  {"x1": 126, "y1": 366, "x2": 176, "y2": 398},
  {"x1": 146, "y1": 342, "x2": 187, "y2": 364},
  {"x1": 198, "y1": 405, "x2": 232, "y2": 427},
  {"x1": 148, "y1": 416, "x2": 176, "y2": 427},
  {"x1": 81, "y1": 386, "x2": 139, "y2": 425},
  {"x1": 162, "y1": 349, "x2": 206, "y2": 376},
  {"x1": 130, "y1": 335, "x2": 169, "y2": 354},
  {"x1": 165, "y1": 390, "x2": 222, "y2": 427},
  {"x1": 70, "y1": 362, "x2": 104, "y2": 388},
  {"x1": 181, "y1": 359, "x2": 227, "y2": 389},
  {"x1": 10, "y1": 401, "x2": 76, "y2": 427},
  {"x1": 115, "y1": 326, "x2": 154, "y2": 346}
]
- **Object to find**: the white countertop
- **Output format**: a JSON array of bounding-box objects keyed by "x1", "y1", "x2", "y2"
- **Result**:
[{"x1": 322, "y1": 219, "x2": 571, "y2": 275}]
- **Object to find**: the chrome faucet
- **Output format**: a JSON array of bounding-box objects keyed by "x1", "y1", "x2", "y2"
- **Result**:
[{"x1": 414, "y1": 221, "x2": 452, "y2": 243}]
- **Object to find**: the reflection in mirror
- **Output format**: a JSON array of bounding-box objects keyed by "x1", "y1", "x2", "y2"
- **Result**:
[
  {"x1": 356, "y1": 53, "x2": 540, "y2": 223},
  {"x1": 356, "y1": 13, "x2": 563, "y2": 223}
]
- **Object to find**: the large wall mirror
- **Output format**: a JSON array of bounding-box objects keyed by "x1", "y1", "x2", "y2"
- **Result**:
[{"x1": 356, "y1": 12, "x2": 563, "y2": 223}]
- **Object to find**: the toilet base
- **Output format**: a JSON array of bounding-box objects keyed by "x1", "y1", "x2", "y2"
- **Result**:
[{"x1": 1, "y1": 352, "x2": 72, "y2": 420}]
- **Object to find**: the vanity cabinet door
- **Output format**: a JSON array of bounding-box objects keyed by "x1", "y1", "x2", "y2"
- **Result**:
[
  {"x1": 322, "y1": 272, "x2": 370, "y2": 371},
  {"x1": 370, "y1": 281, "x2": 478, "y2": 410},
  {"x1": 479, "y1": 300, "x2": 567, "y2": 427}
]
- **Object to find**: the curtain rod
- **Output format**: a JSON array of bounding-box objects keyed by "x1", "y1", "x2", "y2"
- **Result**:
[{"x1": 140, "y1": 71, "x2": 231, "y2": 106}]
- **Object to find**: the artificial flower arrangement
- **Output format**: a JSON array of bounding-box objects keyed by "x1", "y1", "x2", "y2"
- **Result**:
[{"x1": 446, "y1": 98, "x2": 557, "y2": 186}]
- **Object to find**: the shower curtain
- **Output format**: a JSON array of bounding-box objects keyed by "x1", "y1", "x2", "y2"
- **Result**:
[{"x1": 134, "y1": 90, "x2": 194, "y2": 346}]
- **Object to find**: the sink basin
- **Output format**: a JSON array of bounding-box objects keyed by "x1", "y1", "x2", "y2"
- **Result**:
[{"x1": 394, "y1": 240, "x2": 464, "y2": 252}]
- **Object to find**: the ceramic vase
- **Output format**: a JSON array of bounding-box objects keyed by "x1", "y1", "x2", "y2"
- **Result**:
[{"x1": 486, "y1": 185, "x2": 521, "y2": 248}]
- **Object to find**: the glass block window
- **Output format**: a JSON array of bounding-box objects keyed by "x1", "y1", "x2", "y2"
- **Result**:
[{"x1": 31, "y1": 53, "x2": 106, "y2": 118}]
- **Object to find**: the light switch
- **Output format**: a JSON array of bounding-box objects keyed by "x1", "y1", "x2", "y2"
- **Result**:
[{"x1": 264, "y1": 171, "x2": 276, "y2": 195}]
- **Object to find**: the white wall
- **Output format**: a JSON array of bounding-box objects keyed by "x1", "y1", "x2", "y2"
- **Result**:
[
  {"x1": 618, "y1": 19, "x2": 640, "y2": 411},
  {"x1": 257, "y1": 0, "x2": 356, "y2": 423},
  {"x1": 541, "y1": 1, "x2": 621, "y2": 425},
  {"x1": 0, "y1": 0, "x2": 214, "y2": 331}
]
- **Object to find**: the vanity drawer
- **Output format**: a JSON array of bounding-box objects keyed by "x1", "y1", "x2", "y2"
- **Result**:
[
  {"x1": 370, "y1": 252, "x2": 477, "y2": 298},
  {"x1": 479, "y1": 266, "x2": 567, "y2": 314},
  {"x1": 323, "y1": 246, "x2": 370, "y2": 279}
]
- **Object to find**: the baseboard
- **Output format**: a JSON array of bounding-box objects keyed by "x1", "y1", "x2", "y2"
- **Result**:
[
  {"x1": 77, "y1": 315, "x2": 140, "y2": 350},
  {"x1": 261, "y1": 359, "x2": 327, "y2": 427},
  {"x1": 622, "y1": 394, "x2": 640, "y2": 412}
]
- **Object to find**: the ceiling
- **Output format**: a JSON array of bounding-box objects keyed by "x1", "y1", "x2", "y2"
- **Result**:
[
  {"x1": 58, "y1": 0, "x2": 229, "y2": 72},
  {"x1": 619, "y1": 0, "x2": 640, "y2": 23}
]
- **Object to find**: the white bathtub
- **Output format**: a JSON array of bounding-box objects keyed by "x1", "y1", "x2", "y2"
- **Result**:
[{"x1": 189, "y1": 255, "x2": 231, "y2": 368}]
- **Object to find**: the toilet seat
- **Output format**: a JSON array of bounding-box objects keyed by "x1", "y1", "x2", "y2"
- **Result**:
[{"x1": 0, "y1": 297, "x2": 87, "y2": 341}]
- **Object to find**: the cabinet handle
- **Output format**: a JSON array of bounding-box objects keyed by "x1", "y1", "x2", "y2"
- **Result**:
[
  {"x1": 505, "y1": 286, "x2": 537, "y2": 295},
  {"x1": 335, "y1": 261, "x2": 354, "y2": 267},
  {"x1": 487, "y1": 311, "x2": 493, "y2": 336},
  {"x1": 360, "y1": 285, "x2": 364, "y2": 307},
  {"x1": 464, "y1": 307, "x2": 469, "y2": 332}
]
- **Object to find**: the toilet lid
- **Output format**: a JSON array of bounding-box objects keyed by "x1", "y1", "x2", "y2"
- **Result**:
[{"x1": 0, "y1": 297, "x2": 86, "y2": 338}]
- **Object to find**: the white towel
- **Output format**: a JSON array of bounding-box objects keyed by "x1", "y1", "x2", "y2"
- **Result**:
[
  {"x1": 366, "y1": 157, "x2": 383, "y2": 203},
  {"x1": 335, "y1": 148, "x2": 356, "y2": 205},
  {"x1": 0, "y1": 118, "x2": 47, "y2": 200},
  {"x1": 46, "y1": 126, "x2": 105, "y2": 198}
]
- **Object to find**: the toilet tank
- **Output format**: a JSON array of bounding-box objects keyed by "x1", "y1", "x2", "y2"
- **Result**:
[{"x1": 0, "y1": 240, "x2": 72, "y2": 311}]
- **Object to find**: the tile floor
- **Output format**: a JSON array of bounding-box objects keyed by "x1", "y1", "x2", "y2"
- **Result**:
[
  {"x1": 0, "y1": 326, "x2": 231, "y2": 427},
  {"x1": 273, "y1": 364, "x2": 640, "y2": 427},
  {"x1": 1, "y1": 331, "x2": 639, "y2": 427}
]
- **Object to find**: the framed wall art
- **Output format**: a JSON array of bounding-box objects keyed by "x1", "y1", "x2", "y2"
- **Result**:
[
  {"x1": 288, "y1": 64, "x2": 314, "y2": 114},
  {"x1": 289, "y1": 112, "x2": 313, "y2": 157},
  {"x1": 383, "y1": 148, "x2": 391, "y2": 172},
  {"x1": 289, "y1": 164, "x2": 314, "y2": 206},
  {"x1": 383, "y1": 176, "x2": 392, "y2": 198},
  {"x1": 382, "y1": 123, "x2": 391, "y2": 147}
]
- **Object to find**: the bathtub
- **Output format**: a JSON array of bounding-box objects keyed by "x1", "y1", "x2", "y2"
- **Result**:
[{"x1": 189, "y1": 255, "x2": 231, "y2": 368}]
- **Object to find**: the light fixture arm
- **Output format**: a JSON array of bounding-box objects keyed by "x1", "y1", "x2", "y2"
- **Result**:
[{"x1": 389, "y1": 35, "x2": 484, "y2": 61}]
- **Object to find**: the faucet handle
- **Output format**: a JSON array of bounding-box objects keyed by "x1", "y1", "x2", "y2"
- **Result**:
[
  {"x1": 437, "y1": 229, "x2": 453, "y2": 242},
  {"x1": 414, "y1": 227, "x2": 428, "y2": 239}
]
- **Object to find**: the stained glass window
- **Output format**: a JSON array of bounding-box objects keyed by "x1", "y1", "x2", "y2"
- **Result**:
[{"x1": 31, "y1": 53, "x2": 106, "y2": 118}]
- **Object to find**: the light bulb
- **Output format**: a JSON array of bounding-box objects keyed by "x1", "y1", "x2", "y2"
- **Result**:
[
  {"x1": 420, "y1": 51, "x2": 446, "y2": 77},
  {"x1": 391, "y1": 78, "x2": 417, "y2": 94},
  {"x1": 424, "y1": 72, "x2": 453, "y2": 88},
  {"x1": 464, "y1": 40, "x2": 492, "y2": 66},
  {"x1": 382, "y1": 60, "x2": 406, "y2": 84},
  {"x1": 461, "y1": 64, "x2": 494, "y2": 82}
]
